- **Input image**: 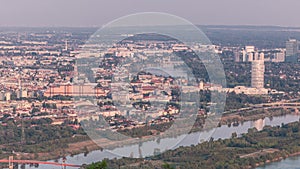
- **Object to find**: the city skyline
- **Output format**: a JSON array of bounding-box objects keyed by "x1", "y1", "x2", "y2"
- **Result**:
[
  {"x1": 1, "y1": 1, "x2": 300, "y2": 167},
  {"x1": 0, "y1": 21, "x2": 299, "y2": 168}
]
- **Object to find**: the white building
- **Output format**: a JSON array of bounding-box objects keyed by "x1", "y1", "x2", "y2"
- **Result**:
[
  {"x1": 245, "y1": 46, "x2": 255, "y2": 53},
  {"x1": 251, "y1": 58, "x2": 265, "y2": 89}
]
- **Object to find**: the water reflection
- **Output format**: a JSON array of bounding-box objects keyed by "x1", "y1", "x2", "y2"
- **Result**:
[
  {"x1": 29, "y1": 114, "x2": 300, "y2": 169},
  {"x1": 252, "y1": 118, "x2": 266, "y2": 131}
]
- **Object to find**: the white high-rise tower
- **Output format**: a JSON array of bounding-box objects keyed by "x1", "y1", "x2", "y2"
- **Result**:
[
  {"x1": 251, "y1": 53, "x2": 265, "y2": 89},
  {"x1": 65, "y1": 40, "x2": 68, "y2": 51}
]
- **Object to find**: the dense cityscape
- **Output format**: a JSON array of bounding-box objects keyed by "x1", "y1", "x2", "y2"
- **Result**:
[{"x1": 0, "y1": 24, "x2": 299, "y2": 169}]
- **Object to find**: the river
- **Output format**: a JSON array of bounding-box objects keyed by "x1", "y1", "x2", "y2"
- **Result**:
[
  {"x1": 256, "y1": 156, "x2": 300, "y2": 169},
  {"x1": 25, "y1": 114, "x2": 300, "y2": 169}
]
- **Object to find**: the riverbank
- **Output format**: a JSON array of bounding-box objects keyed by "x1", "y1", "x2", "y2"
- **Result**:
[
  {"x1": 5, "y1": 107, "x2": 299, "y2": 165},
  {"x1": 95, "y1": 120, "x2": 300, "y2": 169},
  {"x1": 254, "y1": 151, "x2": 300, "y2": 169},
  {"x1": 220, "y1": 107, "x2": 293, "y2": 125}
]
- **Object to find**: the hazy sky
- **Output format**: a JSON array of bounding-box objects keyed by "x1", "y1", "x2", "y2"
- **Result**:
[{"x1": 0, "y1": 0, "x2": 299, "y2": 27}]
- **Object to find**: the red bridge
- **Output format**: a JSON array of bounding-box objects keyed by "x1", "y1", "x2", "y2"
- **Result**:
[{"x1": 0, "y1": 159, "x2": 81, "y2": 168}]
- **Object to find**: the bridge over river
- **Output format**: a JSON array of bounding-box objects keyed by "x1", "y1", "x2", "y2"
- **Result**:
[{"x1": 0, "y1": 157, "x2": 81, "y2": 168}]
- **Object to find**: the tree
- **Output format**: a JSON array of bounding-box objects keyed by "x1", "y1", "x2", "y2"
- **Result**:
[
  {"x1": 12, "y1": 106, "x2": 16, "y2": 114},
  {"x1": 86, "y1": 160, "x2": 107, "y2": 169},
  {"x1": 162, "y1": 163, "x2": 174, "y2": 169},
  {"x1": 231, "y1": 132, "x2": 238, "y2": 138}
]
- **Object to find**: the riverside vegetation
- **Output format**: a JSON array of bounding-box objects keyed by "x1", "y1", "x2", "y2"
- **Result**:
[{"x1": 86, "y1": 120, "x2": 300, "y2": 169}]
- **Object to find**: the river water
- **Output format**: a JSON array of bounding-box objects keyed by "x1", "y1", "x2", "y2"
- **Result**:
[
  {"x1": 25, "y1": 114, "x2": 300, "y2": 169},
  {"x1": 256, "y1": 156, "x2": 300, "y2": 169}
]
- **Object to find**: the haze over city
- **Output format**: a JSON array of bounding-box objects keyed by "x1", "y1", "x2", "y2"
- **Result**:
[
  {"x1": 0, "y1": 0, "x2": 299, "y2": 27},
  {"x1": 1, "y1": 1, "x2": 300, "y2": 169}
]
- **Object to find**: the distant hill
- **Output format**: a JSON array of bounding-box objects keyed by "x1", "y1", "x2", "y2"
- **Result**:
[{"x1": 199, "y1": 25, "x2": 300, "y2": 48}]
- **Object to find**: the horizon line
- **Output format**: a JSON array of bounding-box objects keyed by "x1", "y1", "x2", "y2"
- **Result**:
[{"x1": 0, "y1": 24, "x2": 299, "y2": 29}]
